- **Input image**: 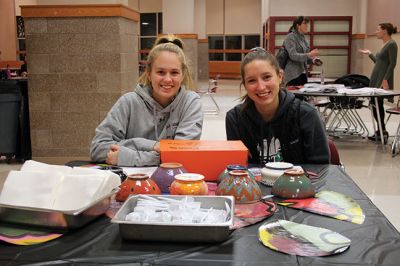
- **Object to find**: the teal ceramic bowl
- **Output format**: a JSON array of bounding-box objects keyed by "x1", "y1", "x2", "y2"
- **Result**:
[{"x1": 271, "y1": 169, "x2": 315, "y2": 199}]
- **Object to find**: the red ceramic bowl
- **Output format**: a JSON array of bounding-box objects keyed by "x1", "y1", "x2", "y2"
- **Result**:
[{"x1": 115, "y1": 173, "x2": 161, "y2": 202}]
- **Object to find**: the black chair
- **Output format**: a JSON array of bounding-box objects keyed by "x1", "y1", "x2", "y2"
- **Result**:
[{"x1": 323, "y1": 74, "x2": 370, "y2": 137}]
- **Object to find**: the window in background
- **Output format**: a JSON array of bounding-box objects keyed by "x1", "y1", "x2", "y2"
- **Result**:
[
  {"x1": 225, "y1": 35, "x2": 242, "y2": 61},
  {"x1": 209, "y1": 36, "x2": 224, "y2": 49},
  {"x1": 245, "y1": 35, "x2": 261, "y2": 49},
  {"x1": 208, "y1": 34, "x2": 260, "y2": 61},
  {"x1": 16, "y1": 16, "x2": 26, "y2": 61},
  {"x1": 140, "y1": 13, "x2": 157, "y2": 36},
  {"x1": 139, "y1": 13, "x2": 163, "y2": 68},
  {"x1": 225, "y1": 36, "x2": 241, "y2": 49},
  {"x1": 209, "y1": 36, "x2": 224, "y2": 61},
  {"x1": 208, "y1": 34, "x2": 260, "y2": 78},
  {"x1": 18, "y1": 39, "x2": 26, "y2": 52}
]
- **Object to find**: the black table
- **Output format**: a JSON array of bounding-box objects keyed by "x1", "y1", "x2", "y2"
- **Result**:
[
  {"x1": 1, "y1": 165, "x2": 399, "y2": 265},
  {"x1": 292, "y1": 89, "x2": 400, "y2": 148}
]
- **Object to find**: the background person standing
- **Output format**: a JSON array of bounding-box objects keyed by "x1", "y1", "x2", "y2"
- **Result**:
[
  {"x1": 359, "y1": 22, "x2": 398, "y2": 143},
  {"x1": 282, "y1": 16, "x2": 321, "y2": 86}
]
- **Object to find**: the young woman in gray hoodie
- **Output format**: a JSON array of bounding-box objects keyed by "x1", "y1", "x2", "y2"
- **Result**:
[{"x1": 90, "y1": 36, "x2": 203, "y2": 166}]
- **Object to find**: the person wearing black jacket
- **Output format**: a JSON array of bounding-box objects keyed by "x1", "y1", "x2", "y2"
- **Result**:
[{"x1": 226, "y1": 47, "x2": 329, "y2": 166}]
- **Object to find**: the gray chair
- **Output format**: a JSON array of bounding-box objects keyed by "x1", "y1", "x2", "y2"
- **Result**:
[
  {"x1": 385, "y1": 98, "x2": 400, "y2": 157},
  {"x1": 197, "y1": 75, "x2": 220, "y2": 115}
]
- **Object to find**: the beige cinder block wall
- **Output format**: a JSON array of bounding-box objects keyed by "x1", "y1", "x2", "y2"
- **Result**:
[{"x1": 22, "y1": 5, "x2": 139, "y2": 157}]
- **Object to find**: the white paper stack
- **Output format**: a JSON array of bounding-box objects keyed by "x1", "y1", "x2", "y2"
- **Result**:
[{"x1": 0, "y1": 160, "x2": 121, "y2": 212}]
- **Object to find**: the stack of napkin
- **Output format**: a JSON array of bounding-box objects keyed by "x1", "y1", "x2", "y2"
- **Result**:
[{"x1": 0, "y1": 160, "x2": 121, "y2": 212}]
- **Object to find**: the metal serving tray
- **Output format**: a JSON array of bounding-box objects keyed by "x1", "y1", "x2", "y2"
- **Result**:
[
  {"x1": 112, "y1": 195, "x2": 234, "y2": 242},
  {"x1": 0, "y1": 189, "x2": 118, "y2": 229}
]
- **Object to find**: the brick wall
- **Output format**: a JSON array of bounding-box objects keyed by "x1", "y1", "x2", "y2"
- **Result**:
[{"x1": 25, "y1": 16, "x2": 138, "y2": 157}]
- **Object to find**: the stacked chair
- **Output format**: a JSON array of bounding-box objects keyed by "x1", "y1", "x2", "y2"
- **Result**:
[
  {"x1": 314, "y1": 74, "x2": 370, "y2": 139},
  {"x1": 197, "y1": 75, "x2": 220, "y2": 115},
  {"x1": 385, "y1": 98, "x2": 400, "y2": 157}
]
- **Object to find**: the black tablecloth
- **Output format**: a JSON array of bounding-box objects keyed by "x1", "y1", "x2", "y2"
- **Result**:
[{"x1": 1, "y1": 165, "x2": 400, "y2": 265}]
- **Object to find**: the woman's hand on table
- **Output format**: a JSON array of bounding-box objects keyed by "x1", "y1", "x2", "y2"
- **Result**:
[{"x1": 106, "y1": 144, "x2": 120, "y2": 165}]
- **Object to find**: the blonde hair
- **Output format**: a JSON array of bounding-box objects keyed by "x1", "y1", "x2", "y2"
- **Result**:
[{"x1": 138, "y1": 35, "x2": 194, "y2": 90}]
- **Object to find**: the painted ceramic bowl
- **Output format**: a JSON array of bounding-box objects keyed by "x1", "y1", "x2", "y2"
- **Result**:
[
  {"x1": 217, "y1": 164, "x2": 255, "y2": 183},
  {"x1": 150, "y1": 163, "x2": 187, "y2": 193},
  {"x1": 115, "y1": 173, "x2": 161, "y2": 202},
  {"x1": 170, "y1": 173, "x2": 208, "y2": 195},
  {"x1": 261, "y1": 162, "x2": 294, "y2": 186},
  {"x1": 216, "y1": 170, "x2": 262, "y2": 204},
  {"x1": 271, "y1": 168, "x2": 315, "y2": 199}
]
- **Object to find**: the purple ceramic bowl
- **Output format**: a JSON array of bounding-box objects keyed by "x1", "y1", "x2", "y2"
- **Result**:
[{"x1": 150, "y1": 163, "x2": 187, "y2": 193}]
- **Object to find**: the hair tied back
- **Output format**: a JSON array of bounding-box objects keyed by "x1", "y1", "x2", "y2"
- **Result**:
[{"x1": 156, "y1": 36, "x2": 184, "y2": 49}]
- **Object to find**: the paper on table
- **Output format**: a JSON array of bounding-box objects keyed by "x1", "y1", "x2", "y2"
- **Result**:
[
  {"x1": 71, "y1": 167, "x2": 120, "y2": 199},
  {"x1": 0, "y1": 160, "x2": 121, "y2": 211},
  {"x1": 20, "y1": 160, "x2": 72, "y2": 175},
  {"x1": 53, "y1": 174, "x2": 105, "y2": 211},
  {"x1": 336, "y1": 87, "x2": 393, "y2": 95},
  {"x1": 0, "y1": 170, "x2": 63, "y2": 209}
]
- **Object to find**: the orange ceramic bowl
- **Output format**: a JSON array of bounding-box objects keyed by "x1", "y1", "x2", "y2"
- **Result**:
[
  {"x1": 116, "y1": 173, "x2": 161, "y2": 202},
  {"x1": 170, "y1": 173, "x2": 208, "y2": 195}
]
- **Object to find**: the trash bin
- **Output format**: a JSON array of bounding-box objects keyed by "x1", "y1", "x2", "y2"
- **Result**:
[{"x1": 0, "y1": 84, "x2": 22, "y2": 160}]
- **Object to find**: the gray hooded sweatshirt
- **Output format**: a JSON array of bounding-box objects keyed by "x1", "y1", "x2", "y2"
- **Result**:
[{"x1": 90, "y1": 84, "x2": 203, "y2": 166}]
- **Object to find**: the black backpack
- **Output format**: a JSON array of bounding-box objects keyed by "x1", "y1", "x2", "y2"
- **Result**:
[
  {"x1": 276, "y1": 46, "x2": 289, "y2": 69},
  {"x1": 334, "y1": 74, "x2": 370, "y2": 89}
]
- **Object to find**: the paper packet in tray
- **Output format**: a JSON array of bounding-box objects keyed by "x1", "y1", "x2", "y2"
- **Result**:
[{"x1": 0, "y1": 160, "x2": 121, "y2": 212}]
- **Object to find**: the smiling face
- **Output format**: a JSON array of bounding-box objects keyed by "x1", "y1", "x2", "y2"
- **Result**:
[
  {"x1": 148, "y1": 51, "x2": 184, "y2": 107},
  {"x1": 243, "y1": 59, "x2": 282, "y2": 116}
]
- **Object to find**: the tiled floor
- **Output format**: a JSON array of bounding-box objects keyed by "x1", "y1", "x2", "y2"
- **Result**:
[{"x1": 1, "y1": 78, "x2": 399, "y2": 231}]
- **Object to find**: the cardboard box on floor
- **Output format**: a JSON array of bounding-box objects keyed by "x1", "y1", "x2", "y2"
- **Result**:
[{"x1": 160, "y1": 140, "x2": 248, "y2": 181}]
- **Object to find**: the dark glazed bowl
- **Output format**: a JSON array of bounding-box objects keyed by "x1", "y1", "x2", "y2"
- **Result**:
[{"x1": 271, "y1": 169, "x2": 315, "y2": 199}]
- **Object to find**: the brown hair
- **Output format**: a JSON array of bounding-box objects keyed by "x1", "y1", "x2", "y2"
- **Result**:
[
  {"x1": 289, "y1": 16, "x2": 310, "y2": 33},
  {"x1": 379, "y1": 23, "x2": 398, "y2": 36},
  {"x1": 138, "y1": 35, "x2": 194, "y2": 90}
]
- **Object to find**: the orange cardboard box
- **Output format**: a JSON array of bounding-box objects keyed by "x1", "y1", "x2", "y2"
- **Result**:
[{"x1": 160, "y1": 140, "x2": 248, "y2": 181}]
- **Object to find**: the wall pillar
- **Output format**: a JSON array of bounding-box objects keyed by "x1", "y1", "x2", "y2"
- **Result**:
[
  {"x1": 195, "y1": 0, "x2": 208, "y2": 80},
  {"x1": 198, "y1": 38, "x2": 208, "y2": 80},
  {"x1": 162, "y1": 0, "x2": 200, "y2": 82},
  {"x1": 0, "y1": 0, "x2": 17, "y2": 60},
  {"x1": 21, "y1": 4, "x2": 139, "y2": 157}
]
